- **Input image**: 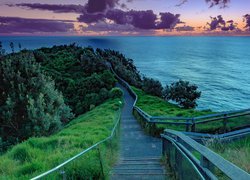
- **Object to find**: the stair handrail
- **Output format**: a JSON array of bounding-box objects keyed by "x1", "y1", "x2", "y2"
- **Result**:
[
  {"x1": 31, "y1": 106, "x2": 122, "y2": 180},
  {"x1": 162, "y1": 129, "x2": 250, "y2": 179}
]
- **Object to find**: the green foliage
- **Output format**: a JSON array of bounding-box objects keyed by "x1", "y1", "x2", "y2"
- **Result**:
[
  {"x1": 0, "y1": 98, "x2": 122, "y2": 179},
  {"x1": 109, "y1": 88, "x2": 123, "y2": 99},
  {"x1": 97, "y1": 48, "x2": 142, "y2": 87},
  {"x1": 0, "y1": 53, "x2": 74, "y2": 149},
  {"x1": 164, "y1": 80, "x2": 201, "y2": 109},
  {"x1": 142, "y1": 77, "x2": 163, "y2": 97},
  {"x1": 34, "y1": 45, "x2": 116, "y2": 115}
]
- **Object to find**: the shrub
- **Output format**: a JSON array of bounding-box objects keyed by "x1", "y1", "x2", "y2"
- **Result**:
[
  {"x1": 142, "y1": 77, "x2": 163, "y2": 97},
  {"x1": 163, "y1": 80, "x2": 201, "y2": 109},
  {"x1": 0, "y1": 53, "x2": 74, "y2": 148},
  {"x1": 109, "y1": 88, "x2": 123, "y2": 99}
]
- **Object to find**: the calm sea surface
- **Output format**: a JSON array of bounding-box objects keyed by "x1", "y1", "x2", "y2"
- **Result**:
[{"x1": 1, "y1": 36, "x2": 250, "y2": 111}]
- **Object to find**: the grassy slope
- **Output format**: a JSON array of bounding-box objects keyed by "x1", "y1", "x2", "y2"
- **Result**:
[
  {"x1": 133, "y1": 87, "x2": 212, "y2": 117},
  {"x1": 0, "y1": 98, "x2": 122, "y2": 179},
  {"x1": 133, "y1": 87, "x2": 250, "y2": 133},
  {"x1": 206, "y1": 136, "x2": 250, "y2": 173}
]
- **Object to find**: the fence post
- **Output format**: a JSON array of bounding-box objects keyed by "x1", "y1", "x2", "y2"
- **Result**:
[
  {"x1": 201, "y1": 156, "x2": 215, "y2": 174},
  {"x1": 97, "y1": 147, "x2": 105, "y2": 179},
  {"x1": 186, "y1": 119, "x2": 190, "y2": 132},
  {"x1": 191, "y1": 118, "x2": 196, "y2": 132},
  {"x1": 60, "y1": 168, "x2": 66, "y2": 180},
  {"x1": 223, "y1": 114, "x2": 227, "y2": 133}
]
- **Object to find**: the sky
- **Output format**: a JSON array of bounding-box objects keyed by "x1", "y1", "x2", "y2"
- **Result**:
[{"x1": 0, "y1": 0, "x2": 249, "y2": 36}]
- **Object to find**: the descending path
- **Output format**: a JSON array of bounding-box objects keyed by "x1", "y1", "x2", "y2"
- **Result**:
[{"x1": 110, "y1": 83, "x2": 168, "y2": 180}]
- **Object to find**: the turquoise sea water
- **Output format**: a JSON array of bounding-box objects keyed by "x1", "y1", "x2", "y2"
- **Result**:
[{"x1": 1, "y1": 36, "x2": 250, "y2": 111}]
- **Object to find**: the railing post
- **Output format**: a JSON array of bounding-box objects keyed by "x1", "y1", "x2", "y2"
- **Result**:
[
  {"x1": 59, "y1": 168, "x2": 66, "y2": 180},
  {"x1": 191, "y1": 118, "x2": 196, "y2": 132},
  {"x1": 97, "y1": 147, "x2": 105, "y2": 179},
  {"x1": 186, "y1": 119, "x2": 190, "y2": 132},
  {"x1": 223, "y1": 114, "x2": 227, "y2": 133},
  {"x1": 201, "y1": 156, "x2": 214, "y2": 174}
]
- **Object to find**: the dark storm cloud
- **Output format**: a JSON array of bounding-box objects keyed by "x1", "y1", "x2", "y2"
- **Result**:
[
  {"x1": 0, "y1": 16, "x2": 74, "y2": 34},
  {"x1": 207, "y1": 15, "x2": 236, "y2": 31},
  {"x1": 7, "y1": 3, "x2": 85, "y2": 13},
  {"x1": 243, "y1": 14, "x2": 250, "y2": 31}
]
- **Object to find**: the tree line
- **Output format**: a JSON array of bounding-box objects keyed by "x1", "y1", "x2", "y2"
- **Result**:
[{"x1": 0, "y1": 42, "x2": 200, "y2": 151}]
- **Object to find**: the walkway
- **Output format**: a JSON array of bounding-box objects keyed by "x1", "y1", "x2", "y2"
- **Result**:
[{"x1": 110, "y1": 83, "x2": 168, "y2": 179}]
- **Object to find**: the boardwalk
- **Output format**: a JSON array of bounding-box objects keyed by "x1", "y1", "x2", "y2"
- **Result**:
[{"x1": 110, "y1": 83, "x2": 168, "y2": 180}]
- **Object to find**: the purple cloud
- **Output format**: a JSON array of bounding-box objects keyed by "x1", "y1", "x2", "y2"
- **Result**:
[
  {"x1": 157, "y1": 12, "x2": 182, "y2": 29},
  {"x1": 86, "y1": 0, "x2": 119, "y2": 13},
  {"x1": 79, "y1": 9, "x2": 181, "y2": 30},
  {"x1": 0, "y1": 16, "x2": 74, "y2": 34},
  {"x1": 207, "y1": 15, "x2": 237, "y2": 31},
  {"x1": 243, "y1": 14, "x2": 250, "y2": 31},
  {"x1": 205, "y1": 0, "x2": 230, "y2": 8},
  {"x1": 7, "y1": 3, "x2": 85, "y2": 13}
]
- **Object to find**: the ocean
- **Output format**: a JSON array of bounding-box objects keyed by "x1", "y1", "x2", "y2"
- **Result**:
[{"x1": 1, "y1": 36, "x2": 250, "y2": 111}]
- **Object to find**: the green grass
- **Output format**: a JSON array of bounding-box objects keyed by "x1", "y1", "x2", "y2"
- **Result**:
[
  {"x1": 205, "y1": 136, "x2": 250, "y2": 173},
  {"x1": 133, "y1": 87, "x2": 213, "y2": 117},
  {"x1": 0, "y1": 98, "x2": 122, "y2": 179},
  {"x1": 132, "y1": 87, "x2": 250, "y2": 135}
]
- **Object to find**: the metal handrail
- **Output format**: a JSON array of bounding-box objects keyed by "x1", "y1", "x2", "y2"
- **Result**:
[
  {"x1": 31, "y1": 106, "x2": 122, "y2": 180},
  {"x1": 162, "y1": 129, "x2": 250, "y2": 179}
]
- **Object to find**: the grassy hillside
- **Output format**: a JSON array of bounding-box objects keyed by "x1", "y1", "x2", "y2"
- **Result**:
[
  {"x1": 206, "y1": 136, "x2": 250, "y2": 173},
  {"x1": 133, "y1": 87, "x2": 212, "y2": 117},
  {"x1": 0, "y1": 98, "x2": 122, "y2": 179},
  {"x1": 132, "y1": 87, "x2": 250, "y2": 135}
]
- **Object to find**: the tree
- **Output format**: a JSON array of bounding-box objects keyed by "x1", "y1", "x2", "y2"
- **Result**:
[
  {"x1": 0, "y1": 53, "x2": 74, "y2": 147},
  {"x1": 163, "y1": 80, "x2": 201, "y2": 109},
  {"x1": 142, "y1": 77, "x2": 163, "y2": 97}
]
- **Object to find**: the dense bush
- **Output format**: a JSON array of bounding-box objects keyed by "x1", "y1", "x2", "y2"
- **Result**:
[
  {"x1": 34, "y1": 45, "x2": 116, "y2": 115},
  {"x1": 142, "y1": 77, "x2": 163, "y2": 97},
  {"x1": 0, "y1": 53, "x2": 74, "y2": 148},
  {"x1": 109, "y1": 88, "x2": 123, "y2": 99},
  {"x1": 163, "y1": 80, "x2": 201, "y2": 109}
]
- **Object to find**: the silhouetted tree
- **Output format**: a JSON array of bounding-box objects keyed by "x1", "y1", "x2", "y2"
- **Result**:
[{"x1": 163, "y1": 80, "x2": 201, "y2": 109}]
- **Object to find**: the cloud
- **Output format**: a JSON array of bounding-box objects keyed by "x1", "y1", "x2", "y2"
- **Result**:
[
  {"x1": 205, "y1": 0, "x2": 230, "y2": 8},
  {"x1": 157, "y1": 12, "x2": 182, "y2": 29},
  {"x1": 79, "y1": 9, "x2": 182, "y2": 30},
  {"x1": 175, "y1": 25, "x2": 195, "y2": 31},
  {"x1": 84, "y1": 21, "x2": 135, "y2": 32},
  {"x1": 85, "y1": 0, "x2": 119, "y2": 13},
  {"x1": 0, "y1": 16, "x2": 74, "y2": 34},
  {"x1": 7, "y1": 3, "x2": 85, "y2": 14},
  {"x1": 207, "y1": 15, "x2": 236, "y2": 31},
  {"x1": 243, "y1": 14, "x2": 250, "y2": 31},
  {"x1": 8, "y1": 1, "x2": 183, "y2": 32}
]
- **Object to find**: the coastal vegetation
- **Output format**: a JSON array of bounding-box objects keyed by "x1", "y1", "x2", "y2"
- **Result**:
[
  {"x1": 205, "y1": 136, "x2": 250, "y2": 173},
  {"x1": 132, "y1": 87, "x2": 250, "y2": 135},
  {"x1": 0, "y1": 98, "x2": 122, "y2": 179}
]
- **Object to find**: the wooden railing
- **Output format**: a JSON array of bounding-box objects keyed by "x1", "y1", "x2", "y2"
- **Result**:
[
  {"x1": 110, "y1": 64, "x2": 250, "y2": 133},
  {"x1": 162, "y1": 129, "x2": 250, "y2": 179}
]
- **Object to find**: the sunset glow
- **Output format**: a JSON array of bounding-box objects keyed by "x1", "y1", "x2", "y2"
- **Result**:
[{"x1": 0, "y1": 0, "x2": 249, "y2": 36}]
